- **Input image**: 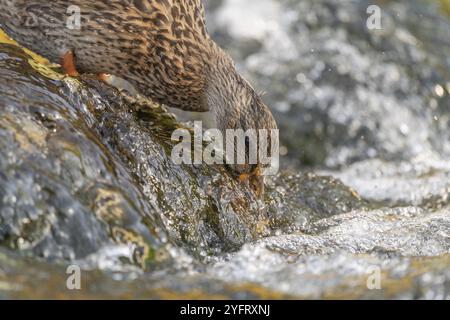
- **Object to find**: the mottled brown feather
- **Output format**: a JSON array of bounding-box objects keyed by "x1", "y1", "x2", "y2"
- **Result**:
[{"x1": 0, "y1": 0, "x2": 278, "y2": 193}]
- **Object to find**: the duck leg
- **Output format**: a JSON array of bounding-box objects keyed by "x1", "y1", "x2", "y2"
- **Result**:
[
  {"x1": 61, "y1": 50, "x2": 112, "y2": 83},
  {"x1": 61, "y1": 50, "x2": 80, "y2": 77}
]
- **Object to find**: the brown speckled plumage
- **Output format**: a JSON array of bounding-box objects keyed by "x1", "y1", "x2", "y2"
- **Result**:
[{"x1": 0, "y1": 0, "x2": 278, "y2": 196}]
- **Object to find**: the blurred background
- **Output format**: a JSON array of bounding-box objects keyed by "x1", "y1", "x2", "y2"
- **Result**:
[{"x1": 0, "y1": 0, "x2": 449, "y2": 299}]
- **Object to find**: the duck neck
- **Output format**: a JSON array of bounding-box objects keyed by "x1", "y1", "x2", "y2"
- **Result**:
[{"x1": 203, "y1": 45, "x2": 250, "y2": 132}]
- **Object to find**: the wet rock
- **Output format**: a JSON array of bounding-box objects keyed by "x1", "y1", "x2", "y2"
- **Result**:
[
  {"x1": 0, "y1": 43, "x2": 167, "y2": 266},
  {"x1": 266, "y1": 172, "x2": 366, "y2": 232},
  {"x1": 0, "y1": 30, "x2": 370, "y2": 265},
  {"x1": 0, "y1": 41, "x2": 269, "y2": 266}
]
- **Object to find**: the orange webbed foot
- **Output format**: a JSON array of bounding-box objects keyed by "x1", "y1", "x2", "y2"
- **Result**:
[{"x1": 61, "y1": 50, "x2": 80, "y2": 77}]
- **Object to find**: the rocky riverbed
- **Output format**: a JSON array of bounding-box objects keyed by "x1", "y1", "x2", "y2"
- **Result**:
[{"x1": 0, "y1": 0, "x2": 449, "y2": 299}]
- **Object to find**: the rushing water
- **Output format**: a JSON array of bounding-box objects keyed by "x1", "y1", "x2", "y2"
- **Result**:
[{"x1": 0, "y1": 0, "x2": 449, "y2": 299}]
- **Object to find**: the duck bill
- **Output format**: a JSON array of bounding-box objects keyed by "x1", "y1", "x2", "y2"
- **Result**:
[{"x1": 250, "y1": 175, "x2": 265, "y2": 199}]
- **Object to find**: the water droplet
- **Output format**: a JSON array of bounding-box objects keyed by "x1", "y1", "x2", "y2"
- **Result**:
[
  {"x1": 279, "y1": 146, "x2": 288, "y2": 156},
  {"x1": 399, "y1": 124, "x2": 409, "y2": 135},
  {"x1": 434, "y1": 84, "x2": 444, "y2": 97},
  {"x1": 296, "y1": 73, "x2": 307, "y2": 84}
]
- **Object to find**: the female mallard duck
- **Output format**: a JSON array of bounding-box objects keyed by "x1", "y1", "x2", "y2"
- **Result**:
[{"x1": 0, "y1": 0, "x2": 278, "y2": 197}]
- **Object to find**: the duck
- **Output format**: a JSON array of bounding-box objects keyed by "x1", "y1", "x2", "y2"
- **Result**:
[{"x1": 0, "y1": 0, "x2": 278, "y2": 198}]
